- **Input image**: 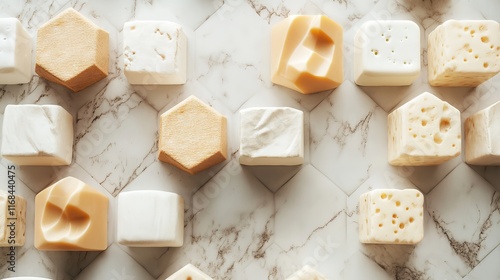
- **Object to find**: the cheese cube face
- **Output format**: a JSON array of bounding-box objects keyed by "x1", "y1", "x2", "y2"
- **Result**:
[
  {"x1": 1, "y1": 105, "x2": 73, "y2": 166},
  {"x1": 0, "y1": 18, "x2": 32, "y2": 84},
  {"x1": 165, "y1": 264, "x2": 213, "y2": 280},
  {"x1": 465, "y1": 101, "x2": 500, "y2": 165},
  {"x1": 271, "y1": 15, "x2": 343, "y2": 94},
  {"x1": 0, "y1": 191, "x2": 26, "y2": 246},
  {"x1": 359, "y1": 189, "x2": 424, "y2": 244},
  {"x1": 388, "y1": 92, "x2": 461, "y2": 166},
  {"x1": 285, "y1": 266, "x2": 327, "y2": 280},
  {"x1": 123, "y1": 21, "x2": 187, "y2": 85},
  {"x1": 354, "y1": 20, "x2": 420, "y2": 86},
  {"x1": 239, "y1": 107, "x2": 304, "y2": 166},
  {"x1": 35, "y1": 177, "x2": 109, "y2": 251},
  {"x1": 428, "y1": 20, "x2": 500, "y2": 87}
]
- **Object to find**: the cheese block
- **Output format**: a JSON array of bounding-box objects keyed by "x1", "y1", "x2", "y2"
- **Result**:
[
  {"x1": 359, "y1": 189, "x2": 424, "y2": 244},
  {"x1": 36, "y1": 8, "x2": 109, "y2": 92},
  {"x1": 34, "y1": 177, "x2": 108, "y2": 251},
  {"x1": 123, "y1": 21, "x2": 187, "y2": 85},
  {"x1": 388, "y1": 92, "x2": 461, "y2": 166},
  {"x1": 0, "y1": 18, "x2": 32, "y2": 84},
  {"x1": 1, "y1": 104, "x2": 73, "y2": 166},
  {"x1": 271, "y1": 15, "x2": 343, "y2": 94},
  {"x1": 158, "y1": 96, "x2": 227, "y2": 174},
  {"x1": 354, "y1": 20, "x2": 421, "y2": 86},
  {"x1": 285, "y1": 265, "x2": 327, "y2": 280},
  {"x1": 165, "y1": 264, "x2": 213, "y2": 280},
  {"x1": 428, "y1": 20, "x2": 500, "y2": 87},
  {"x1": 239, "y1": 107, "x2": 304, "y2": 165},
  {"x1": 0, "y1": 191, "x2": 26, "y2": 247},
  {"x1": 117, "y1": 190, "x2": 184, "y2": 247},
  {"x1": 465, "y1": 101, "x2": 500, "y2": 165}
]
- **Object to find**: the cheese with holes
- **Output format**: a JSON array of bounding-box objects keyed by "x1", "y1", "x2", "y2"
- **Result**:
[
  {"x1": 465, "y1": 101, "x2": 500, "y2": 165},
  {"x1": 286, "y1": 265, "x2": 327, "y2": 280},
  {"x1": 0, "y1": 191, "x2": 26, "y2": 246},
  {"x1": 428, "y1": 20, "x2": 500, "y2": 87},
  {"x1": 354, "y1": 20, "x2": 420, "y2": 86},
  {"x1": 388, "y1": 92, "x2": 461, "y2": 166},
  {"x1": 0, "y1": 18, "x2": 32, "y2": 84},
  {"x1": 165, "y1": 264, "x2": 213, "y2": 280},
  {"x1": 123, "y1": 21, "x2": 187, "y2": 85}
]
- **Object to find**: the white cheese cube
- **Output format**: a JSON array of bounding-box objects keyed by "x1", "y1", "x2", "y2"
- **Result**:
[
  {"x1": 285, "y1": 265, "x2": 327, "y2": 280},
  {"x1": 465, "y1": 101, "x2": 500, "y2": 165},
  {"x1": 165, "y1": 264, "x2": 213, "y2": 280},
  {"x1": 388, "y1": 92, "x2": 461, "y2": 166},
  {"x1": 1, "y1": 105, "x2": 73, "y2": 166},
  {"x1": 428, "y1": 20, "x2": 500, "y2": 87},
  {"x1": 123, "y1": 20, "x2": 187, "y2": 85},
  {"x1": 0, "y1": 191, "x2": 26, "y2": 246},
  {"x1": 0, "y1": 18, "x2": 32, "y2": 84},
  {"x1": 239, "y1": 107, "x2": 304, "y2": 166},
  {"x1": 354, "y1": 20, "x2": 420, "y2": 86}
]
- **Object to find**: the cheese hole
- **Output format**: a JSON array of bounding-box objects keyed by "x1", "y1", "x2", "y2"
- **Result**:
[
  {"x1": 421, "y1": 120, "x2": 427, "y2": 126},
  {"x1": 386, "y1": 38, "x2": 390, "y2": 42},
  {"x1": 399, "y1": 223, "x2": 405, "y2": 229},
  {"x1": 392, "y1": 214, "x2": 397, "y2": 218},
  {"x1": 470, "y1": 30, "x2": 475, "y2": 36},
  {"x1": 406, "y1": 207, "x2": 409, "y2": 211},
  {"x1": 484, "y1": 62, "x2": 489, "y2": 68},
  {"x1": 491, "y1": 45, "x2": 494, "y2": 49},
  {"x1": 481, "y1": 36, "x2": 489, "y2": 43},
  {"x1": 409, "y1": 217, "x2": 414, "y2": 223},
  {"x1": 392, "y1": 220, "x2": 396, "y2": 224},
  {"x1": 381, "y1": 193, "x2": 387, "y2": 199},
  {"x1": 434, "y1": 134, "x2": 443, "y2": 144},
  {"x1": 464, "y1": 58, "x2": 467, "y2": 62},
  {"x1": 421, "y1": 108, "x2": 425, "y2": 112},
  {"x1": 452, "y1": 144, "x2": 456, "y2": 148},
  {"x1": 130, "y1": 26, "x2": 136, "y2": 30},
  {"x1": 440, "y1": 118, "x2": 451, "y2": 133},
  {"x1": 396, "y1": 201, "x2": 401, "y2": 207},
  {"x1": 420, "y1": 212, "x2": 423, "y2": 216},
  {"x1": 379, "y1": 223, "x2": 383, "y2": 227},
  {"x1": 394, "y1": 230, "x2": 398, "y2": 234},
  {"x1": 468, "y1": 49, "x2": 473, "y2": 53},
  {"x1": 442, "y1": 105, "x2": 448, "y2": 111},
  {"x1": 413, "y1": 134, "x2": 417, "y2": 138},
  {"x1": 416, "y1": 193, "x2": 421, "y2": 197},
  {"x1": 375, "y1": 208, "x2": 380, "y2": 213},
  {"x1": 388, "y1": 194, "x2": 393, "y2": 199},
  {"x1": 464, "y1": 27, "x2": 469, "y2": 31},
  {"x1": 475, "y1": 55, "x2": 479, "y2": 59}
]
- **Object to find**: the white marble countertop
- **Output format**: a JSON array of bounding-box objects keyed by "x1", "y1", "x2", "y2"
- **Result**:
[{"x1": 0, "y1": 0, "x2": 499, "y2": 279}]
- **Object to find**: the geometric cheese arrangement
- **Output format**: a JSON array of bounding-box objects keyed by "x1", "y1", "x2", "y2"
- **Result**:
[
  {"x1": 0, "y1": 18, "x2": 32, "y2": 84},
  {"x1": 0, "y1": 191, "x2": 26, "y2": 246},
  {"x1": 465, "y1": 101, "x2": 500, "y2": 165},
  {"x1": 34, "y1": 177, "x2": 108, "y2": 251},
  {"x1": 285, "y1": 265, "x2": 327, "y2": 280},
  {"x1": 354, "y1": 20, "x2": 421, "y2": 86},
  {"x1": 158, "y1": 96, "x2": 227, "y2": 174},
  {"x1": 1, "y1": 104, "x2": 74, "y2": 166},
  {"x1": 359, "y1": 189, "x2": 424, "y2": 244},
  {"x1": 123, "y1": 21, "x2": 187, "y2": 85},
  {"x1": 165, "y1": 264, "x2": 213, "y2": 280},
  {"x1": 36, "y1": 8, "x2": 109, "y2": 92},
  {"x1": 388, "y1": 92, "x2": 461, "y2": 166},
  {"x1": 117, "y1": 190, "x2": 184, "y2": 247},
  {"x1": 428, "y1": 20, "x2": 500, "y2": 87},
  {"x1": 271, "y1": 15, "x2": 343, "y2": 94},
  {"x1": 239, "y1": 107, "x2": 304, "y2": 165}
]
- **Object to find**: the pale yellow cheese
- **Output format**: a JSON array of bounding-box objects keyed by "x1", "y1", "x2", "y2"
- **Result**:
[{"x1": 0, "y1": 191, "x2": 26, "y2": 246}]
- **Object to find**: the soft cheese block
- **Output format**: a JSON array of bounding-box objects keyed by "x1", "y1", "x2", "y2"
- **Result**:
[
  {"x1": 239, "y1": 107, "x2": 304, "y2": 165},
  {"x1": 428, "y1": 20, "x2": 500, "y2": 87},
  {"x1": 465, "y1": 101, "x2": 500, "y2": 165},
  {"x1": 0, "y1": 18, "x2": 32, "y2": 84},
  {"x1": 123, "y1": 21, "x2": 187, "y2": 85},
  {"x1": 35, "y1": 177, "x2": 108, "y2": 251},
  {"x1": 354, "y1": 20, "x2": 421, "y2": 86},
  {"x1": 359, "y1": 189, "x2": 424, "y2": 244},
  {"x1": 285, "y1": 265, "x2": 327, "y2": 280},
  {"x1": 271, "y1": 15, "x2": 343, "y2": 94},
  {"x1": 0, "y1": 191, "x2": 26, "y2": 247},
  {"x1": 165, "y1": 264, "x2": 213, "y2": 280},
  {"x1": 388, "y1": 92, "x2": 461, "y2": 166},
  {"x1": 1, "y1": 104, "x2": 73, "y2": 166}
]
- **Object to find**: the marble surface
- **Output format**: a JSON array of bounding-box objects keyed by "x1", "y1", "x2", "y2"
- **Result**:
[{"x1": 0, "y1": 0, "x2": 499, "y2": 279}]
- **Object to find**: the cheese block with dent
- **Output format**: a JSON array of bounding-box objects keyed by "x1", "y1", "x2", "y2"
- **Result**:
[
  {"x1": 465, "y1": 100, "x2": 500, "y2": 165},
  {"x1": 165, "y1": 264, "x2": 213, "y2": 280},
  {"x1": 285, "y1": 265, "x2": 328, "y2": 280},
  {"x1": 0, "y1": 191, "x2": 26, "y2": 246},
  {"x1": 0, "y1": 18, "x2": 32, "y2": 84}
]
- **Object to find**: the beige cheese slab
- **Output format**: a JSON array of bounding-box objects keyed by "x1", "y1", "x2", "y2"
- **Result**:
[
  {"x1": 0, "y1": 191, "x2": 26, "y2": 246},
  {"x1": 465, "y1": 101, "x2": 500, "y2": 165}
]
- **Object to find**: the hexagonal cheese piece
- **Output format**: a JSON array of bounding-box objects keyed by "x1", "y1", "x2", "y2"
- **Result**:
[
  {"x1": 354, "y1": 20, "x2": 420, "y2": 86},
  {"x1": 428, "y1": 20, "x2": 500, "y2": 87},
  {"x1": 0, "y1": 191, "x2": 26, "y2": 246},
  {"x1": 35, "y1": 177, "x2": 108, "y2": 251},
  {"x1": 285, "y1": 265, "x2": 327, "y2": 280},
  {"x1": 36, "y1": 8, "x2": 109, "y2": 92},
  {"x1": 1, "y1": 105, "x2": 73, "y2": 166},
  {"x1": 239, "y1": 107, "x2": 304, "y2": 166},
  {"x1": 165, "y1": 264, "x2": 213, "y2": 280},
  {"x1": 271, "y1": 15, "x2": 343, "y2": 94},
  {"x1": 158, "y1": 96, "x2": 227, "y2": 174},
  {"x1": 388, "y1": 92, "x2": 461, "y2": 166},
  {"x1": 359, "y1": 189, "x2": 424, "y2": 244},
  {"x1": 465, "y1": 101, "x2": 500, "y2": 165},
  {"x1": 0, "y1": 18, "x2": 32, "y2": 84}
]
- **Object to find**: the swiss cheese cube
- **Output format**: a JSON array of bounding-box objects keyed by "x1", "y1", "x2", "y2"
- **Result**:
[
  {"x1": 285, "y1": 265, "x2": 327, "y2": 280},
  {"x1": 0, "y1": 18, "x2": 32, "y2": 84},
  {"x1": 165, "y1": 264, "x2": 213, "y2": 280},
  {"x1": 0, "y1": 191, "x2": 26, "y2": 246},
  {"x1": 465, "y1": 101, "x2": 500, "y2": 165}
]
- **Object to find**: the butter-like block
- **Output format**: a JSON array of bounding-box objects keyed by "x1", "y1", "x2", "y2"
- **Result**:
[
  {"x1": 428, "y1": 20, "x2": 500, "y2": 87},
  {"x1": 285, "y1": 265, "x2": 327, "y2": 280},
  {"x1": 123, "y1": 21, "x2": 187, "y2": 85},
  {"x1": 165, "y1": 264, "x2": 213, "y2": 280},
  {"x1": 1, "y1": 105, "x2": 73, "y2": 166},
  {"x1": 36, "y1": 8, "x2": 109, "y2": 92},
  {"x1": 465, "y1": 101, "x2": 500, "y2": 165},
  {"x1": 0, "y1": 18, "x2": 32, "y2": 84},
  {"x1": 388, "y1": 92, "x2": 461, "y2": 166},
  {"x1": 0, "y1": 191, "x2": 26, "y2": 247},
  {"x1": 158, "y1": 96, "x2": 227, "y2": 174},
  {"x1": 35, "y1": 177, "x2": 108, "y2": 251},
  {"x1": 354, "y1": 20, "x2": 420, "y2": 86},
  {"x1": 359, "y1": 189, "x2": 424, "y2": 244},
  {"x1": 271, "y1": 15, "x2": 343, "y2": 94},
  {"x1": 239, "y1": 107, "x2": 304, "y2": 166}
]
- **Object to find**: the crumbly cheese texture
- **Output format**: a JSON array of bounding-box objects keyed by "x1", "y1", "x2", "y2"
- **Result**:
[
  {"x1": 239, "y1": 107, "x2": 304, "y2": 166},
  {"x1": 165, "y1": 264, "x2": 213, "y2": 280},
  {"x1": 0, "y1": 18, "x2": 32, "y2": 84},
  {"x1": 1, "y1": 104, "x2": 74, "y2": 166},
  {"x1": 359, "y1": 189, "x2": 424, "y2": 244},
  {"x1": 354, "y1": 20, "x2": 420, "y2": 86},
  {"x1": 465, "y1": 101, "x2": 500, "y2": 165},
  {"x1": 388, "y1": 92, "x2": 461, "y2": 166},
  {"x1": 428, "y1": 20, "x2": 500, "y2": 87},
  {"x1": 0, "y1": 191, "x2": 26, "y2": 246},
  {"x1": 285, "y1": 265, "x2": 327, "y2": 280},
  {"x1": 123, "y1": 21, "x2": 187, "y2": 85}
]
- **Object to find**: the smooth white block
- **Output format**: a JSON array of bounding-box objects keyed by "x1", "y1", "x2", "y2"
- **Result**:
[
  {"x1": 465, "y1": 101, "x2": 500, "y2": 165},
  {"x1": 354, "y1": 20, "x2": 420, "y2": 86},
  {"x1": 123, "y1": 20, "x2": 187, "y2": 85},
  {"x1": 165, "y1": 264, "x2": 213, "y2": 280},
  {"x1": 0, "y1": 18, "x2": 32, "y2": 84},
  {"x1": 1, "y1": 105, "x2": 73, "y2": 166},
  {"x1": 0, "y1": 191, "x2": 26, "y2": 246},
  {"x1": 117, "y1": 190, "x2": 184, "y2": 247},
  {"x1": 285, "y1": 265, "x2": 327, "y2": 280},
  {"x1": 239, "y1": 107, "x2": 304, "y2": 166}
]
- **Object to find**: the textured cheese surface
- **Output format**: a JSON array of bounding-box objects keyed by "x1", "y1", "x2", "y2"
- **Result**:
[
  {"x1": 285, "y1": 265, "x2": 327, "y2": 280},
  {"x1": 359, "y1": 189, "x2": 424, "y2": 244},
  {"x1": 240, "y1": 107, "x2": 304, "y2": 166},
  {"x1": 165, "y1": 264, "x2": 213, "y2": 280},
  {"x1": 465, "y1": 101, "x2": 500, "y2": 165},
  {"x1": 0, "y1": 191, "x2": 26, "y2": 246},
  {"x1": 0, "y1": 18, "x2": 32, "y2": 84}
]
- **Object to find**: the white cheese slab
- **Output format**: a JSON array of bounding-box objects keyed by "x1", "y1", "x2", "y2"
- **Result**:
[
  {"x1": 0, "y1": 18, "x2": 32, "y2": 84},
  {"x1": 465, "y1": 100, "x2": 500, "y2": 165}
]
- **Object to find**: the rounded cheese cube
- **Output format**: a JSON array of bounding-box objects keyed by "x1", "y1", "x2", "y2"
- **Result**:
[
  {"x1": 0, "y1": 18, "x2": 32, "y2": 84},
  {"x1": 165, "y1": 264, "x2": 213, "y2": 280},
  {"x1": 465, "y1": 101, "x2": 500, "y2": 165},
  {"x1": 0, "y1": 191, "x2": 26, "y2": 247}
]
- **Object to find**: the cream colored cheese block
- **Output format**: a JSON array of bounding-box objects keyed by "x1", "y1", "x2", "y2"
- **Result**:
[
  {"x1": 354, "y1": 20, "x2": 420, "y2": 86},
  {"x1": 428, "y1": 20, "x2": 500, "y2": 87},
  {"x1": 388, "y1": 92, "x2": 461, "y2": 166},
  {"x1": 285, "y1": 265, "x2": 327, "y2": 280},
  {"x1": 0, "y1": 191, "x2": 26, "y2": 247},
  {"x1": 465, "y1": 101, "x2": 500, "y2": 165},
  {"x1": 359, "y1": 189, "x2": 424, "y2": 244},
  {"x1": 271, "y1": 15, "x2": 343, "y2": 94},
  {"x1": 165, "y1": 264, "x2": 213, "y2": 280},
  {"x1": 34, "y1": 177, "x2": 108, "y2": 251},
  {"x1": 1, "y1": 105, "x2": 73, "y2": 166},
  {"x1": 239, "y1": 107, "x2": 304, "y2": 166},
  {"x1": 0, "y1": 18, "x2": 32, "y2": 84},
  {"x1": 36, "y1": 8, "x2": 109, "y2": 92}
]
